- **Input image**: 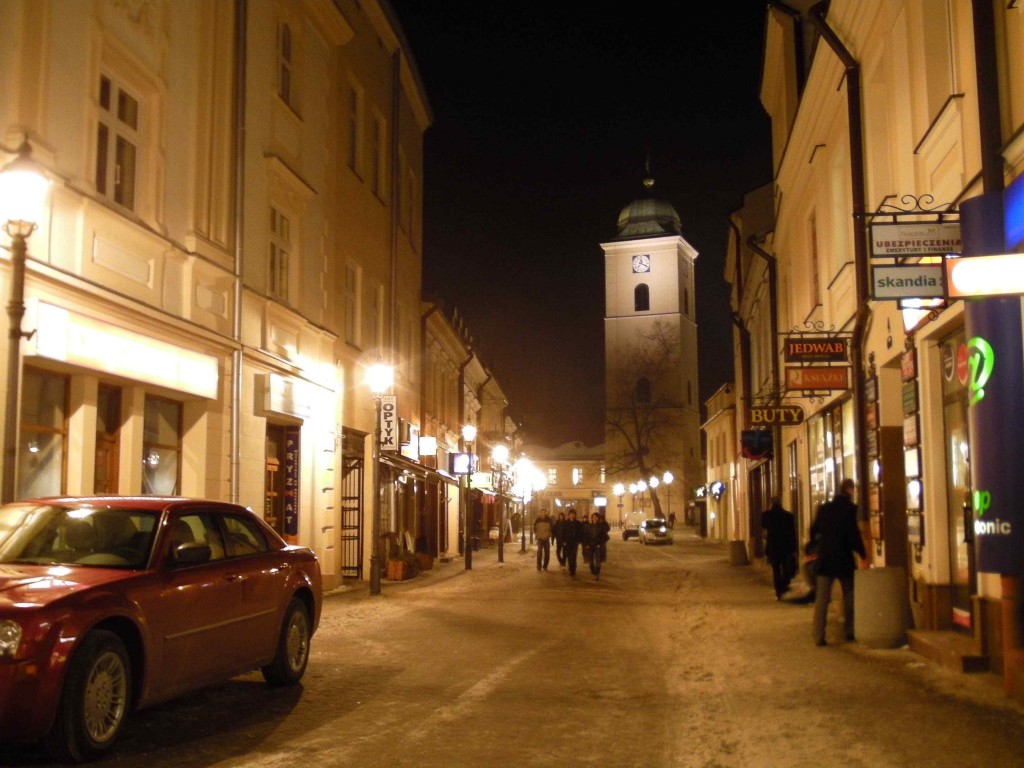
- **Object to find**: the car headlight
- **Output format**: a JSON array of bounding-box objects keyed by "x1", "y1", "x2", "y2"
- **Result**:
[{"x1": 0, "y1": 620, "x2": 22, "y2": 658}]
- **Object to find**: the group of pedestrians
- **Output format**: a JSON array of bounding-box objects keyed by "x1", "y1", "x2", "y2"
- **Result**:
[
  {"x1": 533, "y1": 507, "x2": 610, "y2": 579},
  {"x1": 761, "y1": 478, "x2": 867, "y2": 646}
]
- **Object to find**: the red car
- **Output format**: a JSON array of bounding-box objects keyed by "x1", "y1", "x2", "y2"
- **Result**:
[{"x1": 0, "y1": 496, "x2": 322, "y2": 762}]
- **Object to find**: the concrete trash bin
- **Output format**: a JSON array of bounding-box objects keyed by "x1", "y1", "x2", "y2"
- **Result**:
[{"x1": 854, "y1": 566, "x2": 913, "y2": 648}]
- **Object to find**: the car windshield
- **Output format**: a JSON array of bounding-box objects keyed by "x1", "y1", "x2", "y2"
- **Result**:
[
  {"x1": 0, "y1": 503, "x2": 158, "y2": 568},
  {"x1": 643, "y1": 519, "x2": 666, "y2": 528}
]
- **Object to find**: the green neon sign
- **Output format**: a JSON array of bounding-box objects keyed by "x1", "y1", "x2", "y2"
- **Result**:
[{"x1": 967, "y1": 336, "x2": 994, "y2": 406}]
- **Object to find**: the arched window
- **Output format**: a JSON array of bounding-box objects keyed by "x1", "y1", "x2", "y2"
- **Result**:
[
  {"x1": 634, "y1": 283, "x2": 650, "y2": 312},
  {"x1": 636, "y1": 378, "x2": 652, "y2": 404}
]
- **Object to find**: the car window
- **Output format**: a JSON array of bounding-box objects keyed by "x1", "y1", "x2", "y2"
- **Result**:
[
  {"x1": 0, "y1": 504, "x2": 157, "y2": 568},
  {"x1": 222, "y1": 514, "x2": 269, "y2": 557},
  {"x1": 169, "y1": 514, "x2": 226, "y2": 562}
]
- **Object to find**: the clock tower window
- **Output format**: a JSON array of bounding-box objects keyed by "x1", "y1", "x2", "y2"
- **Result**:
[{"x1": 634, "y1": 284, "x2": 650, "y2": 312}]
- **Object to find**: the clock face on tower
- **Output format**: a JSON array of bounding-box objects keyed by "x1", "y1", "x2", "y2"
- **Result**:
[{"x1": 632, "y1": 254, "x2": 651, "y2": 273}]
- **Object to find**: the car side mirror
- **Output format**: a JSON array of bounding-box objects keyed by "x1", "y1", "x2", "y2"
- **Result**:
[{"x1": 171, "y1": 541, "x2": 212, "y2": 567}]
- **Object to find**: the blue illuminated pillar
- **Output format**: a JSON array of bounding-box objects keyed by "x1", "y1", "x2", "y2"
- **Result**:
[{"x1": 961, "y1": 192, "x2": 1024, "y2": 575}]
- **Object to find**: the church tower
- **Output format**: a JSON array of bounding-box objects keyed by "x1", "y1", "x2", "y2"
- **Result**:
[{"x1": 602, "y1": 170, "x2": 701, "y2": 522}]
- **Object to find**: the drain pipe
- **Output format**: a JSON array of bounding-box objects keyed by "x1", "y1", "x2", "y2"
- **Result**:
[
  {"x1": 746, "y1": 231, "x2": 782, "y2": 499},
  {"x1": 807, "y1": 2, "x2": 872, "y2": 525},
  {"x1": 728, "y1": 219, "x2": 752, "y2": 429},
  {"x1": 458, "y1": 345, "x2": 475, "y2": 569},
  {"x1": 229, "y1": 0, "x2": 247, "y2": 503}
]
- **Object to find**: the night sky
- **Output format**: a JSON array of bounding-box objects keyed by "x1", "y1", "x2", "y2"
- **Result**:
[{"x1": 389, "y1": 3, "x2": 774, "y2": 448}]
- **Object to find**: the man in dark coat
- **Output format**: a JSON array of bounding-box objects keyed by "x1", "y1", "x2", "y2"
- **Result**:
[
  {"x1": 561, "y1": 508, "x2": 584, "y2": 578},
  {"x1": 552, "y1": 511, "x2": 567, "y2": 568},
  {"x1": 762, "y1": 497, "x2": 797, "y2": 600},
  {"x1": 810, "y1": 478, "x2": 866, "y2": 646}
]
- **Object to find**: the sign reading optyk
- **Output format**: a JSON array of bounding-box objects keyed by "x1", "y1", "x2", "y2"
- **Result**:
[{"x1": 380, "y1": 395, "x2": 398, "y2": 451}]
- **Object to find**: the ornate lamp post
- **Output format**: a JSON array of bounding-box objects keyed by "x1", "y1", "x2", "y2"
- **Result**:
[
  {"x1": 0, "y1": 141, "x2": 49, "y2": 504},
  {"x1": 367, "y1": 362, "x2": 394, "y2": 596},
  {"x1": 662, "y1": 471, "x2": 674, "y2": 524},
  {"x1": 637, "y1": 479, "x2": 648, "y2": 515},
  {"x1": 462, "y1": 423, "x2": 477, "y2": 570},
  {"x1": 492, "y1": 443, "x2": 509, "y2": 563},
  {"x1": 628, "y1": 482, "x2": 638, "y2": 520},
  {"x1": 515, "y1": 457, "x2": 533, "y2": 553},
  {"x1": 649, "y1": 475, "x2": 660, "y2": 516},
  {"x1": 612, "y1": 483, "x2": 625, "y2": 528}
]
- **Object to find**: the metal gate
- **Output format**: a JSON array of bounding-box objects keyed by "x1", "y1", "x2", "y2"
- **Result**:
[{"x1": 340, "y1": 456, "x2": 364, "y2": 579}]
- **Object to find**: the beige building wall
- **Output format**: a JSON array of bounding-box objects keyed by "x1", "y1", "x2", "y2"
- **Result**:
[{"x1": 755, "y1": 0, "x2": 1024, "y2": 688}]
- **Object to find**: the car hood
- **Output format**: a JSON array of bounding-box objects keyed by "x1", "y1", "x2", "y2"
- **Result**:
[{"x1": 0, "y1": 563, "x2": 134, "y2": 608}]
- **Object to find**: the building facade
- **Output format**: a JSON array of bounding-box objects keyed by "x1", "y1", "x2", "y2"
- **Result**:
[
  {"x1": 0, "y1": 0, "x2": 432, "y2": 592},
  {"x1": 738, "y1": 0, "x2": 1024, "y2": 699}
]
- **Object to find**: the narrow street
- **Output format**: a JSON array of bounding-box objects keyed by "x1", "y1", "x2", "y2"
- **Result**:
[{"x1": 4, "y1": 531, "x2": 1023, "y2": 768}]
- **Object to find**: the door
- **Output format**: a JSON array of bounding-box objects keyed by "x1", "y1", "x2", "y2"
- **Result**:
[
  {"x1": 94, "y1": 385, "x2": 121, "y2": 494},
  {"x1": 942, "y1": 332, "x2": 974, "y2": 630}
]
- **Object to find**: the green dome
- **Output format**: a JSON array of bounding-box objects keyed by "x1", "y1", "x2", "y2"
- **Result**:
[{"x1": 615, "y1": 176, "x2": 681, "y2": 240}]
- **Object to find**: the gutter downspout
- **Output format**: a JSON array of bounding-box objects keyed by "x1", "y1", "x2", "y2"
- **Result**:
[
  {"x1": 728, "y1": 219, "x2": 752, "y2": 430},
  {"x1": 807, "y1": 2, "x2": 872, "y2": 527},
  {"x1": 388, "y1": 50, "x2": 401, "y2": 366},
  {"x1": 230, "y1": 0, "x2": 247, "y2": 503},
  {"x1": 747, "y1": 232, "x2": 782, "y2": 499},
  {"x1": 458, "y1": 347, "x2": 474, "y2": 569}
]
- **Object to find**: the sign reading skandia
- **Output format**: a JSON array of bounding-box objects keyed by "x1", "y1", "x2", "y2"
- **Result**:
[
  {"x1": 783, "y1": 336, "x2": 849, "y2": 363},
  {"x1": 871, "y1": 264, "x2": 946, "y2": 300}
]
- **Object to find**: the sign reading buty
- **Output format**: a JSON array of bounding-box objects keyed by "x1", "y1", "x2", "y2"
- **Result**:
[{"x1": 750, "y1": 405, "x2": 805, "y2": 425}]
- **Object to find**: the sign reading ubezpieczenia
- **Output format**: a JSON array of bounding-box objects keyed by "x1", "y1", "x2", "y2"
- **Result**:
[
  {"x1": 871, "y1": 263, "x2": 946, "y2": 300},
  {"x1": 870, "y1": 221, "x2": 962, "y2": 258}
]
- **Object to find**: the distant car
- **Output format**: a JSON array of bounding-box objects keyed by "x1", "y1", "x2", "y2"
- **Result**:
[
  {"x1": 622, "y1": 524, "x2": 640, "y2": 541},
  {"x1": 0, "y1": 496, "x2": 322, "y2": 762},
  {"x1": 638, "y1": 518, "x2": 674, "y2": 545}
]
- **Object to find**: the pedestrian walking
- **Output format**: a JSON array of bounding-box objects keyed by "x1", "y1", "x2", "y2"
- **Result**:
[
  {"x1": 810, "y1": 478, "x2": 866, "y2": 646},
  {"x1": 561, "y1": 507, "x2": 584, "y2": 578},
  {"x1": 668, "y1": 511, "x2": 676, "y2": 529},
  {"x1": 586, "y1": 512, "x2": 611, "y2": 579},
  {"x1": 533, "y1": 508, "x2": 553, "y2": 571},
  {"x1": 553, "y1": 511, "x2": 567, "y2": 568},
  {"x1": 762, "y1": 496, "x2": 797, "y2": 600}
]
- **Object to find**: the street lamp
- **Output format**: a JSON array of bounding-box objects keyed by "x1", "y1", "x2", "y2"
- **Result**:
[
  {"x1": 0, "y1": 141, "x2": 49, "y2": 504},
  {"x1": 367, "y1": 362, "x2": 394, "y2": 596},
  {"x1": 649, "y1": 475, "x2": 659, "y2": 516},
  {"x1": 612, "y1": 483, "x2": 625, "y2": 527},
  {"x1": 462, "y1": 422, "x2": 477, "y2": 570},
  {"x1": 492, "y1": 443, "x2": 510, "y2": 563},
  {"x1": 662, "y1": 471, "x2": 674, "y2": 523},
  {"x1": 514, "y1": 456, "x2": 534, "y2": 553},
  {"x1": 637, "y1": 480, "x2": 648, "y2": 514}
]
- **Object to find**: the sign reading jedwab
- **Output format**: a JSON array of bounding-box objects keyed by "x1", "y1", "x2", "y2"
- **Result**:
[
  {"x1": 380, "y1": 395, "x2": 398, "y2": 451},
  {"x1": 783, "y1": 336, "x2": 849, "y2": 363},
  {"x1": 870, "y1": 221, "x2": 962, "y2": 257}
]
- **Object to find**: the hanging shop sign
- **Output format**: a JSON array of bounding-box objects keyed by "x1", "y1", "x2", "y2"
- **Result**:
[
  {"x1": 783, "y1": 336, "x2": 849, "y2": 363},
  {"x1": 284, "y1": 426, "x2": 301, "y2": 537},
  {"x1": 380, "y1": 395, "x2": 398, "y2": 451},
  {"x1": 749, "y1": 405, "x2": 805, "y2": 425},
  {"x1": 784, "y1": 366, "x2": 849, "y2": 391},
  {"x1": 871, "y1": 263, "x2": 945, "y2": 300},
  {"x1": 869, "y1": 221, "x2": 962, "y2": 258}
]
